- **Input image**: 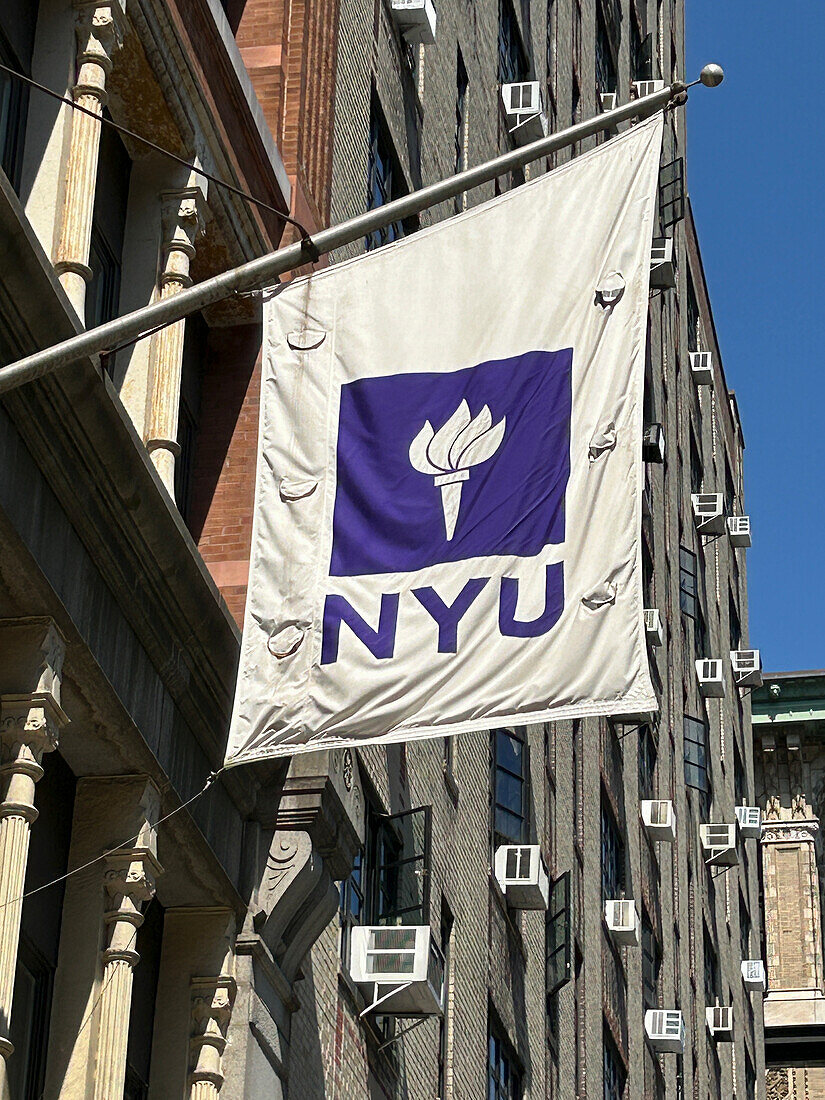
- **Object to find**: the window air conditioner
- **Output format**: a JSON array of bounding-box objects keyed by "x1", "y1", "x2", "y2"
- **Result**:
[
  {"x1": 741, "y1": 960, "x2": 767, "y2": 993},
  {"x1": 735, "y1": 805, "x2": 762, "y2": 839},
  {"x1": 650, "y1": 237, "x2": 676, "y2": 289},
  {"x1": 604, "y1": 899, "x2": 641, "y2": 946},
  {"x1": 494, "y1": 844, "x2": 550, "y2": 910},
  {"x1": 641, "y1": 800, "x2": 676, "y2": 843},
  {"x1": 501, "y1": 82, "x2": 548, "y2": 146},
  {"x1": 691, "y1": 493, "x2": 726, "y2": 535},
  {"x1": 644, "y1": 609, "x2": 664, "y2": 647},
  {"x1": 730, "y1": 649, "x2": 763, "y2": 688},
  {"x1": 699, "y1": 823, "x2": 739, "y2": 866},
  {"x1": 643, "y1": 423, "x2": 665, "y2": 463},
  {"x1": 706, "y1": 1005, "x2": 734, "y2": 1041},
  {"x1": 727, "y1": 515, "x2": 752, "y2": 548},
  {"x1": 600, "y1": 92, "x2": 618, "y2": 111},
  {"x1": 689, "y1": 350, "x2": 713, "y2": 386},
  {"x1": 644, "y1": 1009, "x2": 685, "y2": 1053},
  {"x1": 349, "y1": 925, "x2": 444, "y2": 1017},
  {"x1": 390, "y1": 0, "x2": 437, "y2": 44},
  {"x1": 695, "y1": 659, "x2": 725, "y2": 698},
  {"x1": 633, "y1": 79, "x2": 666, "y2": 99}
]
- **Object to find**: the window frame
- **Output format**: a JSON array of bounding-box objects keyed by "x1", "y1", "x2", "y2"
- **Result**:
[
  {"x1": 491, "y1": 727, "x2": 528, "y2": 848},
  {"x1": 600, "y1": 797, "x2": 624, "y2": 902},
  {"x1": 488, "y1": 1015, "x2": 523, "y2": 1100},
  {"x1": 678, "y1": 546, "x2": 698, "y2": 620},
  {"x1": 683, "y1": 714, "x2": 711, "y2": 811}
]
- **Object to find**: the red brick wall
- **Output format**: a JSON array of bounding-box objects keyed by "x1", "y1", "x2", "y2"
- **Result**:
[{"x1": 190, "y1": 324, "x2": 262, "y2": 625}]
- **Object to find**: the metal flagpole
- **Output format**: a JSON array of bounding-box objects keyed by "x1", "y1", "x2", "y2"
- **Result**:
[{"x1": 0, "y1": 66, "x2": 723, "y2": 396}]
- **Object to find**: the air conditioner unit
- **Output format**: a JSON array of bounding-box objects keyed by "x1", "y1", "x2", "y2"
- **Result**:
[
  {"x1": 390, "y1": 0, "x2": 437, "y2": 44},
  {"x1": 741, "y1": 960, "x2": 767, "y2": 993},
  {"x1": 643, "y1": 423, "x2": 665, "y2": 463},
  {"x1": 700, "y1": 823, "x2": 739, "y2": 866},
  {"x1": 644, "y1": 1009, "x2": 685, "y2": 1053},
  {"x1": 727, "y1": 515, "x2": 752, "y2": 548},
  {"x1": 644, "y1": 609, "x2": 664, "y2": 647},
  {"x1": 650, "y1": 237, "x2": 675, "y2": 289},
  {"x1": 730, "y1": 649, "x2": 763, "y2": 688},
  {"x1": 689, "y1": 350, "x2": 713, "y2": 385},
  {"x1": 604, "y1": 899, "x2": 640, "y2": 946},
  {"x1": 696, "y1": 659, "x2": 725, "y2": 698},
  {"x1": 706, "y1": 1005, "x2": 734, "y2": 1041},
  {"x1": 349, "y1": 925, "x2": 444, "y2": 1017},
  {"x1": 735, "y1": 805, "x2": 762, "y2": 839},
  {"x1": 600, "y1": 91, "x2": 618, "y2": 112},
  {"x1": 501, "y1": 82, "x2": 548, "y2": 146},
  {"x1": 691, "y1": 493, "x2": 726, "y2": 535},
  {"x1": 633, "y1": 79, "x2": 666, "y2": 99},
  {"x1": 494, "y1": 844, "x2": 550, "y2": 910},
  {"x1": 641, "y1": 800, "x2": 676, "y2": 843}
]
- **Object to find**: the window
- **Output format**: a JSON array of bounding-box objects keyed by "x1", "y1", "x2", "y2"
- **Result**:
[
  {"x1": 739, "y1": 892, "x2": 751, "y2": 961},
  {"x1": 684, "y1": 715, "x2": 711, "y2": 807},
  {"x1": 600, "y1": 798, "x2": 624, "y2": 901},
  {"x1": 488, "y1": 1018, "x2": 522, "y2": 1100},
  {"x1": 658, "y1": 157, "x2": 685, "y2": 229},
  {"x1": 703, "y1": 926, "x2": 718, "y2": 1006},
  {"x1": 595, "y1": 8, "x2": 616, "y2": 96},
  {"x1": 454, "y1": 47, "x2": 469, "y2": 216},
  {"x1": 7, "y1": 938, "x2": 52, "y2": 1100},
  {"x1": 339, "y1": 801, "x2": 432, "y2": 964},
  {"x1": 638, "y1": 725, "x2": 657, "y2": 801},
  {"x1": 641, "y1": 913, "x2": 660, "y2": 1010},
  {"x1": 0, "y1": 2, "x2": 37, "y2": 193},
  {"x1": 546, "y1": 871, "x2": 572, "y2": 995},
  {"x1": 686, "y1": 273, "x2": 700, "y2": 349},
  {"x1": 729, "y1": 590, "x2": 741, "y2": 652},
  {"x1": 176, "y1": 313, "x2": 208, "y2": 520},
  {"x1": 437, "y1": 903, "x2": 453, "y2": 1099},
  {"x1": 126, "y1": 898, "x2": 163, "y2": 1098},
  {"x1": 679, "y1": 547, "x2": 697, "y2": 619},
  {"x1": 492, "y1": 728, "x2": 527, "y2": 846},
  {"x1": 631, "y1": 19, "x2": 652, "y2": 81},
  {"x1": 88, "y1": 114, "x2": 132, "y2": 330},
  {"x1": 498, "y1": 0, "x2": 528, "y2": 85},
  {"x1": 689, "y1": 429, "x2": 702, "y2": 494},
  {"x1": 603, "y1": 1026, "x2": 625, "y2": 1100},
  {"x1": 366, "y1": 96, "x2": 415, "y2": 250},
  {"x1": 641, "y1": 536, "x2": 654, "y2": 606}
]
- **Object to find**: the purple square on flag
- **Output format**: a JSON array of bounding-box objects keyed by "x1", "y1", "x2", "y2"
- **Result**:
[{"x1": 329, "y1": 349, "x2": 573, "y2": 577}]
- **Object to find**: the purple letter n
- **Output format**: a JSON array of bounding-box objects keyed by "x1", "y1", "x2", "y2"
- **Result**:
[{"x1": 321, "y1": 593, "x2": 399, "y2": 665}]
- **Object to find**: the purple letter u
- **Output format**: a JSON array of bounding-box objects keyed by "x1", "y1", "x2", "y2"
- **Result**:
[{"x1": 499, "y1": 564, "x2": 564, "y2": 638}]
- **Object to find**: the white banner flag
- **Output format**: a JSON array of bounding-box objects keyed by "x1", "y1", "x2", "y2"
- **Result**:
[{"x1": 225, "y1": 114, "x2": 663, "y2": 766}]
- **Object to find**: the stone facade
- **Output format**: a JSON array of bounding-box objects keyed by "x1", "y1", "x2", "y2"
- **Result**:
[{"x1": 754, "y1": 672, "x2": 825, "y2": 1095}]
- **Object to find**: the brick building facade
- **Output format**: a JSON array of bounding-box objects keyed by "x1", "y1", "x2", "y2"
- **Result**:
[
  {"x1": 753, "y1": 673, "x2": 825, "y2": 1100},
  {"x1": 0, "y1": 0, "x2": 766, "y2": 1098}
]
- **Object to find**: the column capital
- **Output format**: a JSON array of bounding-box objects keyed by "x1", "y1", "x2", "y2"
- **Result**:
[
  {"x1": 73, "y1": 0, "x2": 127, "y2": 76},
  {"x1": 189, "y1": 975, "x2": 236, "y2": 1092},
  {"x1": 102, "y1": 848, "x2": 162, "y2": 965},
  {"x1": 159, "y1": 187, "x2": 207, "y2": 280}
]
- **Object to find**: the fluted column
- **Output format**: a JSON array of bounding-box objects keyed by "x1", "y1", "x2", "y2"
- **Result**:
[
  {"x1": 0, "y1": 700, "x2": 62, "y2": 1062},
  {"x1": 54, "y1": 1, "x2": 126, "y2": 320},
  {"x1": 145, "y1": 187, "x2": 205, "y2": 494},
  {"x1": 92, "y1": 847, "x2": 161, "y2": 1100},
  {"x1": 188, "y1": 974, "x2": 236, "y2": 1099}
]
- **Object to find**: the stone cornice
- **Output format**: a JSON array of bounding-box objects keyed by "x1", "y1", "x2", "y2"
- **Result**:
[{"x1": 761, "y1": 819, "x2": 820, "y2": 844}]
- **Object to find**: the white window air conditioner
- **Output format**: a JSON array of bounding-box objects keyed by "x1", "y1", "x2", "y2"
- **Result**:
[
  {"x1": 604, "y1": 899, "x2": 640, "y2": 946},
  {"x1": 727, "y1": 515, "x2": 752, "y2": 548},
  {"x1": 643, "y1": 423, "x2": 665, "y2": 463},
  {"x1": 699, "y1": 823, "x2": 739, "y2": 866},
  {"x1": 731, "y1": 649, "x2": 763, "y2": 688},
  {"x1": 494, "y1": 844, "x2": 550, "y2": 910},
  {"x1": 644, "y1": 1009, "x2": 685, "y2": 1053},
  {"x1": 650, "y1": 237, "x2": 676, "y2": 289},
  {"x1": 501, "y1": 81, "x2": 548, "y2": 146},
  {"x1": 706, "y1": 1005, "x2": 734, "y2": 1042},
  {"x1": 644, "y1": 609, "x2": 664, "y2": 648},
  {"x1": 641, "y1": 800, "x2": 676, "y2": 843},
  {"x1": 691, "y1": 493, "x2": 726, "y2": 535},
  {"x1": 689, "y1": 350, "x2": 713, "y2": 386},
  {"x1": 741, "y1": 960, "x2": 767, "y2": 993},
  {"x1": 735, "y1": 805, "x2": 762, "y2": 839},
  {"x1": 600, "y1": 91, "x2": 618, "y2": 111},
  {"x1": 390, "y1": 0, "x2": 437, "y2": 44},
  {"x1": 696, "y1": 659, "x2": 725, "y2": 698},
  {"x1": 349, "y1": 925, "x2": 444, "y2": 1017},
  {"x1": 633, "y1": 79, "x2": 666, "y2": 99}
]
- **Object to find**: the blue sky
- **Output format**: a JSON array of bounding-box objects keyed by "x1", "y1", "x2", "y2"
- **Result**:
[{"x1": 686, "y1": 4, "x2": 824, "y2": 672}]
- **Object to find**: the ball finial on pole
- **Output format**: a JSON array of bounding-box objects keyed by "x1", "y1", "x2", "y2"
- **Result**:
[{"x1": 700, "y1": 64, "x2": 725, "y2": 88}]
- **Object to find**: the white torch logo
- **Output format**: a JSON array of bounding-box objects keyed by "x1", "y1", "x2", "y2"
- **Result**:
[{"x1": 409, "y1": 399, "x2": 506, "y2": 540}]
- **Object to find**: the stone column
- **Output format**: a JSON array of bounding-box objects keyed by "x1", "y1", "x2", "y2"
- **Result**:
[
  {"x1": 92, "y1": 846, "x2": 161, "y2": 1100},
  {"x1": 145, "y1": 186, "x2": 206, "y2": 495},
  {"x1": 189, "y1": 974, "x2": 236, "y2": 1099},
  {"x1": 54, "y1": 1, "x2": 127, "y2": 320},
  {"x1": 0, "y1": 618, "x2": 67, "y2": 1068}
]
